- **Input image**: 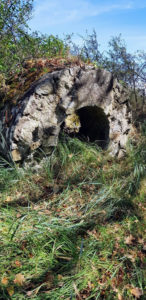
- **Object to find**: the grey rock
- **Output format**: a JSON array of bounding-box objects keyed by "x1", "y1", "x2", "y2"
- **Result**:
[{"x1": 0, "y1": 66, "x2": 134, "y2": 162}]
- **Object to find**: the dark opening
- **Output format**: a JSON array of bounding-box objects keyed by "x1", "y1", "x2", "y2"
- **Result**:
[{"x1": 76, "y1": 106, "x2": 110, "y2": 149}]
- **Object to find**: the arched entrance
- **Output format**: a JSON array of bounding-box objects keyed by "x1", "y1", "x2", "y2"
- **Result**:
[{"x1": 76, "y1": 106, "x2": 110, "y2": 149}]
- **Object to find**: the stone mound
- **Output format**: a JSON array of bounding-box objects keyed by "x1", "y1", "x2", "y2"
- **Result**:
[{"x1": 0, "y1": 65, "x2": 133, "y2": 162}]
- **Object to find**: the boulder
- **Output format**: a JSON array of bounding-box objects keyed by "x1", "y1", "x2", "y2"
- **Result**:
[{"x1": 0, "y1": 65, "x2": 133, "y2": 163}]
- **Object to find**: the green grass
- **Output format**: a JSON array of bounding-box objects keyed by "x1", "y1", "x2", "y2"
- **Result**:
[{"x1": 0, "y1": 130, "x2": 146, "y2": 299}]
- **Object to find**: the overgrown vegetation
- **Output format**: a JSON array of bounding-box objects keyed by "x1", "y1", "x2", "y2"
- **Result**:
[
  {"x1": 0, "y1": 0, "x2": 68, "y2": 80},
  {"x1": 0, "y1": 2, "x2": 145, "y2": 99},
  {"x1": 0, "y1": 1, "x2": 146, "y2": 299},
  {"x1": 0, "y1": 127, "x2": 145, "y2": 299}
]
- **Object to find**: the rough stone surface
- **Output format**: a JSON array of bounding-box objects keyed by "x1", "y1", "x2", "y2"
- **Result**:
[{"x1": 0, "y1": 66, "x2": 133, "y2": 162}]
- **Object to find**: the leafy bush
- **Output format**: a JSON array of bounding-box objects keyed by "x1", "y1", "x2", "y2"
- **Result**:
[{"x1": 0, "y1": 1, "x2": 68, "y2": 79}]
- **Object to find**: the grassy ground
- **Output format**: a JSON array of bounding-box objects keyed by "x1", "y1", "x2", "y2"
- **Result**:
[{"x1": 0, "y1": 128, "x2": 145, "y2": 300}]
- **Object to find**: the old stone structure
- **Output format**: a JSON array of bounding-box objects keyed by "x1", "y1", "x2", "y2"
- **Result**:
[{"x1": 0, "y1": 66, "x2": 133, "y2": 162}]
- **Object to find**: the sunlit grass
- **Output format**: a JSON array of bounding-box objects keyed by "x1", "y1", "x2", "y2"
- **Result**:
[{"x1": 0, "y1": 129, "x2": 145, "y2": 299}]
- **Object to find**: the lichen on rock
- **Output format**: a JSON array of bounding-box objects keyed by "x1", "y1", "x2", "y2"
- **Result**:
[{"x1": 64, "y1": 113, "x2": 81, "y2": 133}]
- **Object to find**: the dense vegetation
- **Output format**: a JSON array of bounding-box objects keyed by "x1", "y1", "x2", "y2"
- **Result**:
[
  {"x1": 0, "y1": 2, "x2": 145, "y2": 93},
  {"x1": 0, "y1": 131, "x2": 146, "y2": 299},
  {"x1": 0, "y1": 1, "x2": 146, "y2": 299}
]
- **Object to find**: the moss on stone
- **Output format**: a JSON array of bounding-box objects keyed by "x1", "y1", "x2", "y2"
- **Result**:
[{"x1": 0, "y1": 57, "x2": 86, "y2": 109}]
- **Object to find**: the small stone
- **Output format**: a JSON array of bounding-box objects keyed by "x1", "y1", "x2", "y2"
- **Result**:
[
  {"x1": 11, "y1": 149, "x2": 22, "y2": 161},
  {"x1": 118, "y1": 149, "x2": 126, "y2": 159}
]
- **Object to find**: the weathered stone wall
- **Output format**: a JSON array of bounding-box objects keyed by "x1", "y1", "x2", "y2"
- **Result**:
[{"x1": 0, "y1": 66, "x2": 133, "y2": 162}]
